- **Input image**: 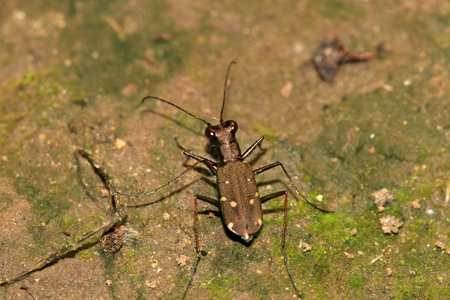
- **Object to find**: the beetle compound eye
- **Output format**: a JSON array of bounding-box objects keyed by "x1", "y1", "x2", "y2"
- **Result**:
[
  {"x1": 226, "y1": 120, "x2": 238, "y2": 133},
  {"x1": 205, "y1": 126, "x2": 216, "y2": 139}
]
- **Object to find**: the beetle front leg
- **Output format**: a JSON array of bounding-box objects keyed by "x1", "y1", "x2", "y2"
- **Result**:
[
  {"x1": 183, "y1": 151, "x2": 218, "y2": 176},
  {"x1": 241, "y1": 136, "x2": 264, "y2": 161}
]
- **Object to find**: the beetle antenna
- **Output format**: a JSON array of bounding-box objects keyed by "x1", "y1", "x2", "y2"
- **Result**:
[
  {"x1": 220, "y1": 61, "x2": 236, "y2": 124},
  {"x1": 142, "y1": 96, "x2": 211, "y2": 126}
]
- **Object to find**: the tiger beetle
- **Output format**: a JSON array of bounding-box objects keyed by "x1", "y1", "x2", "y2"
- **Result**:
[{"x1": 121, "y1": 61, "x2": 330, "y2": 299}]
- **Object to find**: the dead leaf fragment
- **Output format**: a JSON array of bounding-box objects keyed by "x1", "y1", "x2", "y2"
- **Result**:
[
  {"x1": 38, "y1": 132, "x2": 47, "y2": 140},
  {"x1": 344, "y1": 251, "x2": 355, "y2": 259},
  {"x1": 101, "y1": 189, "x2": 110, "y2": 198},
  {"x1": 435, "y1": 241, "x2": 445, "y2": 249},
  {"x1": 100, "y1": 225, "x2": 128, "y2": 254},
  {"x1": 409, "y1": 270, "x2": 416, "y2": 276},
  {"x1": 146, "y1": 280, "x2": 158, "y2": 289},
  {"x1": 280, "y1": 81, "x2": 293, "y2": 98},
  {"x1": 208, "y1": 211, "x2": 218, "y2": 218},
  {"x1": 411, "y1": 199, "x2": 421, "y2": 209},
  {"x1": 370, "y1": 188, "x2": 394, "y2": 207},
  {"x1": 379, "y1": 215, "x2": 403, "y2": 234},
  {"x1": 302, "y1": 242, "x2": 312, "y2": 252},
  {"x1": 163, "y1": 212, "x2": 170, "y2": 221},
  {"x1": 386, "y1": 267, "x2": 393, "y2": 277},
  {"x1": 154, "y1": 33, "x2": 171, "y2": 43},
  {"x1": 114, "y1": 138, "x2": 127, "y2": 149},
  {"x1": 370, "y1": 254, "x2": 383, "y2": 264},
  {"x1": 121, "y1": 83, "x2": 138, "y2": 97},
  {"x1": 176, "y1": 255, "x2": 191, "y2": 266},
  {"x1": 377, "y1": 205, "x2": 385, "y2": 212},
  {"x1": 350, "y1": 228, "x2": 357, "y2": 236}
]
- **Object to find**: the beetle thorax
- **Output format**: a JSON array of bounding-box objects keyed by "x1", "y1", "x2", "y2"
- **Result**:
[{"x1": 216, "y1": 136, "x2": 241, "y2": 163}]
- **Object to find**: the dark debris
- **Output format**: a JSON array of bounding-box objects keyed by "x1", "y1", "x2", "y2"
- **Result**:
[
  {"x1": 312, "y1": 33, "x2": 383, "y2": 83},
  {"x1": 100, "y1": 224, "x2": 129, "y2": 255}
]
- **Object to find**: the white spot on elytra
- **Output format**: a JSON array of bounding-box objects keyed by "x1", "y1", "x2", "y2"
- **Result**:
[
  {"x1": 225, "y1": 180, "x2": 230, "y2": 184},
  {"x1": 230, "y1": 201, "x2": 237, "y2": 207},
  {"x1": 255, "y1": 192, "x2": 259, "y2": 197},
  {"x1": 247, "y1": 178, "x2": 251, "y2": 182},
  {"x1": 220, "y1": 196, "x2": 227, "y2": 202},
  {"x1": 249, "y1": 199, "x2": 254, "y2": 205},
  {"x1": 227, "y1": 222, "x2": 238, "y2": 234}
]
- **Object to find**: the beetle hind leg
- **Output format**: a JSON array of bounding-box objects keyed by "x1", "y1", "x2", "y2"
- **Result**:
[
  {"x1": 182, "y1": 195, "x2": 219, "y2": 299},
  {"x1": 261, "y1": 190, "x2": 302, "y2": 298}
]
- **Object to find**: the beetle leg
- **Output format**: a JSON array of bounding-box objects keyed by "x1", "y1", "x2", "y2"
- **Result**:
[
  {"x1": 260, "y1": 190, "x2": 286, "y2": 203},
  {"x1": 182, "y1": 195, "x2": 219, "y2": 300},
  {"x1": 260, "y1": 190, "x2": 302, "y2": 298},
  {"x1": 241, "y1": 136, "x2": 264, "y2": 161},
  {"x1": 340, "y1": 51, "x2": 381, "y2": 63},
  {"x1": 175, "y1": 137, "x2": 218, "y2": 173},
  {"x1": 183, "y1": 150, "x2": 218, "y2": 175},
  {"x1": 260, "y1": 191, "x2": 289, "y2": 246},
  {"x1": 195, "y1": 195, "x2": 220, "y2": 207},
  {"x1": 194, "y1": 195, "x2": 219, "y2": 251}
]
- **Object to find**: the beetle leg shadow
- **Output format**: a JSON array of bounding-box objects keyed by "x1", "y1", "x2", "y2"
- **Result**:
[{"x1": 126, "y1": 179, "x2": 201, "y2": 208}]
